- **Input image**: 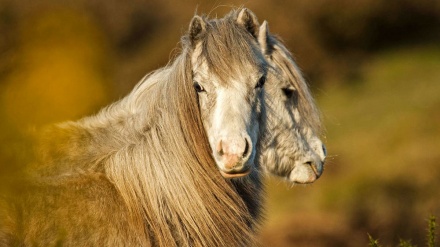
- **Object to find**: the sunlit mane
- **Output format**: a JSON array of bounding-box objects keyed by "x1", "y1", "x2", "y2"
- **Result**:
[{"x1": 102, "y1": 52, "x2": 256, "y2": 246}]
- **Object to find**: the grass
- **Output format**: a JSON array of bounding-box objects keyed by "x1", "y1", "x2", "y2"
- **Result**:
[
  {"x1": 428, "y1": 216, "x2": 437, "y2": 247},
  {"x1": 368, "y1": 234, "x2": 380, "y2": 247},
  {"x1": 368, "y1": 216, "x2": 437, "y2": 247}
]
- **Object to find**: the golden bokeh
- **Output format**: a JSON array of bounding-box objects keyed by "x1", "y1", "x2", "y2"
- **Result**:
[{"x1": 1, "y1": 8, "x2": 110, "y2": 129}]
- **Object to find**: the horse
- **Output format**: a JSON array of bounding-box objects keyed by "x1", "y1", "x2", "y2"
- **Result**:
[
  {"x1": 0, "y1": 9, "x2": 268, "y2": 247},
  {"x1": 257, "y1": 21, "x2": 327, "y2": 184}
]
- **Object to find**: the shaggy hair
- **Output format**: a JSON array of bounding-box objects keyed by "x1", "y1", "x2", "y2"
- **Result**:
[
  {"x1": 193, "y1": 16, "x2": 266, "y2": 83},
  {"x1": 0, "y1": 9, "x2": 264, "y2": 247}
]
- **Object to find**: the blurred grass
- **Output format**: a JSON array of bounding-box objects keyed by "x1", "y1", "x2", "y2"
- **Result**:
[
  {"x1": 261, "y1": 45, "x2": 440, "y2": 246},
  {"x1": 368, "y1": 215, "x2": 436, "y2": 246}
]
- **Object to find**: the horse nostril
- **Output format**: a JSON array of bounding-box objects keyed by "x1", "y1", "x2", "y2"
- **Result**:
[
  {"x1": 305, "y1": 160, "x2": 323, "y2": 178},
  {"x1": 216, "y1": 140, "x2": 224, "y2": 156},
  {"x1": 322, "y1": 144, "x2": 327, "y2": 157},
  {"x1": 242, "y1": 138, "x2": 250, "y2": 158}
]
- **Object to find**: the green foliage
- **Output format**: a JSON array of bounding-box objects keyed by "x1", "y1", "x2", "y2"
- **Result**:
[
  {"x1": 369, "y1": 216, "x2": 437, "y2": 247},
  {"x1": 368, "y1": 234, "x2": 381, "y2": 247},
  {"x1": 399, "y1": 239, "x2": 416, "y2": 247},
  {"x1": 427, "y1": 215, "x2": 436, "y2": 247}
]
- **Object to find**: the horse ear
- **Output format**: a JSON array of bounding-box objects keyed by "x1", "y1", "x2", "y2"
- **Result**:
[
  {"x1": 258, "y1": 21, "x2": 270, "y2": 55},
  {"x1": 189, "y1": 15, "x2": 206, "y2": 46},
  {"x1": 236, "y1": 8, "x2": 259, "y2": 39}
]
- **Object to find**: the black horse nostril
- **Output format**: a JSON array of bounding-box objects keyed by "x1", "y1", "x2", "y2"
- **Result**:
[
  {"x1": 322, "y1": 144, "x2": 327, "y2": 157},
  {"x1": 305, "y1": 161, "x2": 316, "y2": 174},
  {"x1": 305, "y1": 160, "x2": 323, "y2": 177},
  {"x1": 242, "y1": 139, "x2": 250, "y2": 158}
]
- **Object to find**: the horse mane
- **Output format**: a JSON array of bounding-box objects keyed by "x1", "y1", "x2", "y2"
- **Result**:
[
  {"x1": 28, "y1": 9, "x2": 261, "y2": 247},
  {"x1": 267, "y1": 35, "x2": 323, "y2": 135}
]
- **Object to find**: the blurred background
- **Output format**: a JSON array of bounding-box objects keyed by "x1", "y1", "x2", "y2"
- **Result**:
[{"x1": 0, "y1": 0, "x2": 439, "y2": 246}]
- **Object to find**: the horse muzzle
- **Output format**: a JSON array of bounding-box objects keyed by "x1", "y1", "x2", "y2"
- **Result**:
[
  {"x1": 215, "y1": 134, "x2": 254, "y2": 178},
  {"x1": 289, "y1": 156, "x2": 325, "y2": 184}
]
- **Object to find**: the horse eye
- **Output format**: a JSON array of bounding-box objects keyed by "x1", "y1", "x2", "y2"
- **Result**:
[
  {"x1": 193, "y1": 81, "x2": 205, "y2": 93},
  {"x1": 255, "y1": 75, "x2": 266, "y2": 89},
  {"x1": 282, "y1": 87, "x2": 295, "y2": 99}
]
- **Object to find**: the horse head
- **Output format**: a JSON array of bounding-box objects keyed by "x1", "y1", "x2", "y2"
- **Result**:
[
  {"x1": 258, "y1": 21, "x2": 327, "y2": 184},
  {"x1": 187, "y1": 9, "x2": 267, "y2": 178}
]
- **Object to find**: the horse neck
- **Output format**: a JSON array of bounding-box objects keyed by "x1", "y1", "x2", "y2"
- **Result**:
[{"x1": 34, "y1": 70, "x2": 166, "y2": 175}]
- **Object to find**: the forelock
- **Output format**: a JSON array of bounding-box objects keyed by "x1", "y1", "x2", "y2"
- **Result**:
[{"x1": 192, "y1": 14, "x2": 266, "y2": 84}]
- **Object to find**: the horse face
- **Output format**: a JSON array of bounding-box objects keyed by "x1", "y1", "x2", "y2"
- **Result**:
[
  {"x1": 188, "y1": 10, "x2": 266, "y2": 178},
  {"x1": 191, "y1": 58, "x2": 265, "y2": 178},
  {"x1": 258, "y1": 22, "x2": 326, "y2": 184}
]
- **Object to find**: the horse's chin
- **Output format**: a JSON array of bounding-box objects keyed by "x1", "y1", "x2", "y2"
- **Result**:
[
  {"x1": 220, "y1": 169, "x2": 251, "y2": 179},
  {"x1": 216, "y1": 153, "x2": 255, "y2": 179}
]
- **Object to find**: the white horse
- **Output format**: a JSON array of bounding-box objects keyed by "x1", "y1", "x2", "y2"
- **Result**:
[
  {"x1": 0, "y1": 9, "x2": 268, "y2": 247},
  {"x1": 258, "y1": 21, "x2": 326, "y2": 184}
]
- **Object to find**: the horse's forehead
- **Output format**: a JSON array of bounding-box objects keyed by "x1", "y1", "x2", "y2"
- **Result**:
[
  {"x1": 267, "y1": 68, "x2": 288, "y2": 88},
  {"x1": 192, "y1": 62, "x2": 257, "y2": 90},
  {"x1": 191, "y1": 45, "x2": 217, "y2": 85},
  {"x1": 191, "y1": 44, "x2": 262, "y2": 88},
  {"x1": 191, "y1": 43, "x2": 205, "y2": 72}
]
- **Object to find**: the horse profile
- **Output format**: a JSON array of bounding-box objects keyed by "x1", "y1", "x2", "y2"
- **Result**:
[
  {"x1": 0, "y1": 9, "x2": 268, "y2": 247},
  {"x1": 257, "y1": 21, "x2": 327, "y2": 184}
]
